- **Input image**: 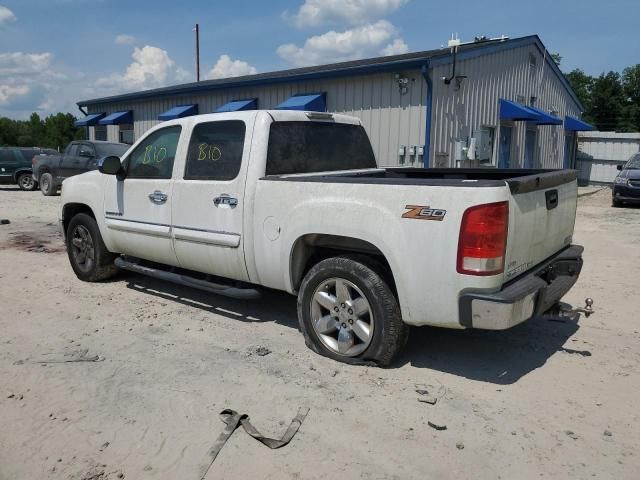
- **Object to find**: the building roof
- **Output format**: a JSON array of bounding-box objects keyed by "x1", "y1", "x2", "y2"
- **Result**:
[{"x1": 78, "y1": 35, "x2": 584, "y2": 111}]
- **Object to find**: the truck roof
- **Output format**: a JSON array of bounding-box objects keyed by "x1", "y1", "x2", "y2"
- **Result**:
[{"x1": 157, "y1": 109, "x2": 362, "y2": 127}]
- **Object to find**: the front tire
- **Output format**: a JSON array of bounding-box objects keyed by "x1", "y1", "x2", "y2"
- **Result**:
[
  {"x1": 297, "y1": 256, "x2": 408, "y2": 366},
  {"x1": 17, "y1": 173, "x2": 37, "y2": 191},
  {"x1": 66, "y1": 213, "x2": 118, "y2": 282},
  {"x1": 39, "y1": 172, "x2": 57, "y2": 196}
]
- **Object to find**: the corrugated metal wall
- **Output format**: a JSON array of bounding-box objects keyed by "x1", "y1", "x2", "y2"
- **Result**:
[
  {"x1": 87, "y1": 70, "x2": 427, "y2": 167},
  {"x1": 430, "y1": 44, "x2": 582, "y2": 168},
  {"x1": 86, "y1": 43, "x2": 581, "y2": 169},
  {"x1": 576, "y1": 132, "x2": 640, "y2": 184}
]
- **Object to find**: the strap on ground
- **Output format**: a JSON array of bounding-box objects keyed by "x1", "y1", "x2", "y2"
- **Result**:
[{"x1": 199, "y1": 407, "x2": 310, "y2": 480}]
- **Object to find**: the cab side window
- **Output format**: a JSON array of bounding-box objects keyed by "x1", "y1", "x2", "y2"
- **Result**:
[
  {"x1": 184, "y1": 121, "x2": 246, "y2": 181},
  {"x1": 127, "y1": 126, "x2": 182, "y2": 179}
]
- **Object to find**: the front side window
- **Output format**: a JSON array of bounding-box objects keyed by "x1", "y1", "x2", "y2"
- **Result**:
[
  {"x1": 184, "y1": 121, "x2": 246, "y2": 180},
  {"x1": 78, "y1": 144, "x2": 95, "y2": 157},
  {"x1": 266, "y1": 121, "x2": 376, "y2": 176},
  {"x1": 127, "y1": 126, "x2": 181, "y2": 179}
]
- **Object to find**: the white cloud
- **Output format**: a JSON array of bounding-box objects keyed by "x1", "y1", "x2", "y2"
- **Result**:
[
  {"x1": 286, "y1": 0, "x2": 408, "y2": 28},
  {"x1": 206, "y1": 55, "x2": 257, "y2": 80},
  {"x1": 0, "y1": 52, "x2": 52, "y2": 76},
  {"x1": 0, "y1": 84, "x2": 29, "y2": 103},
  {"x1": 380, "y1": 38, "x2": 408, "y2": 56},
  {"x1": 115, "y1": 34, "x2": 136, "y2": 45},
  {"x1": 0, "y1": 5, "x2": 16, "y2": 25},
  {"x1": 97, "y1": 45, "x2": 181, "y2": 92},
  {"x1": 277, "y1": 20, "x2": 407, "y2": 67}
]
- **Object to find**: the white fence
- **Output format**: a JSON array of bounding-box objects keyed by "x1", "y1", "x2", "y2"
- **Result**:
[{"x1": 576, "y1": 132, "x2": 640, "y2": 184}]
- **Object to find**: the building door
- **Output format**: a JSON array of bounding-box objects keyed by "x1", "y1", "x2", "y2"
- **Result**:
[
  {"x1": 498, "y1": 126, "x2": 512, "y2": 168},
  {"x1": 524, "y1": 129, "x2": 537, "y2": 168},
  {"x1": 102, "y1": 125, "x2": 183, "y2": 265},
  {"x1": 563, "y1": 134, "x2": 575, "y2": 169},
  {"x1": 171, "y1": 118, "x2": 251, "y2": 282}
]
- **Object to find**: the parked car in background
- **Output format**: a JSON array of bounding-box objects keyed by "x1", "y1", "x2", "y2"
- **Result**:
[
  {"x1": 0, "y1": 147, "x2": 58, "y2": 191},
  {"x1": 32, "y1": 140, "x2": 129, "y2": 196},
  {"x1": 613, "y1": 153, "x2": 640, "y2": 207}
]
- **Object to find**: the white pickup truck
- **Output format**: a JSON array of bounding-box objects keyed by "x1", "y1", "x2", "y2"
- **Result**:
[{"x1": 60, "y1": 110, "x2": 584, "y2": 365}]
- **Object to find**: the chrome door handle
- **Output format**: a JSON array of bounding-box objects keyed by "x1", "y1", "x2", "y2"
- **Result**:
[
  {"x1": 148, "y1": 190, "x2": 168, "y2": 204},
  {"x1": 213, "y1": 195, "x2": 238, "y2": 207}
]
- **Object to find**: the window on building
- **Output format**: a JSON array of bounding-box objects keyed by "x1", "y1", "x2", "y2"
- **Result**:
[
  {"x1": 94, "y1": 125, "x2": 107, "y2": 141},
  {"x1": 266, "y1": 122, "x2": 376, "y2": 176},
  {"x1": 185, "y1": 121, "x2": 246, "y2": 181},
  {"x1": 126, "y1": 126, "x2": 181, "y2": 179},
  {"x1": 119, "y1": 124, "x2": 134, "y2": 145}
]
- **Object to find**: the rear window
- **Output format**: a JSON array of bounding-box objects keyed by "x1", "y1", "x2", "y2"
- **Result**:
[
  {"x1": 266, "y1": 121, "x2": 376, "y2": 176},
  {"x1": 18, "y1": 149, "x2": 39, "y2": 162},
  {"x1": 95, "y1": 143, "x2": 129, "y2": 157}
]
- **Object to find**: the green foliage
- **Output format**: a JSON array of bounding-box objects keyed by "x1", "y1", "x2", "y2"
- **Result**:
[
  {"x1": 550, "y1": 53, "x2": 562, "y2": 66},
  {"x1": 565, "y1": 64, "x2": 640, "y2": 132},
  {"x1": 0, "y1": 112, "x2": 86, "y2": 150}
]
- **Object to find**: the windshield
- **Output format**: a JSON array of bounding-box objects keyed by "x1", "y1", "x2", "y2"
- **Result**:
[
  {"x1": 95, "y1": 143, "x2": 129, "y2": 157},
  {"x1": 625, "y1": 154, "x2": 640, "y2": 169}
]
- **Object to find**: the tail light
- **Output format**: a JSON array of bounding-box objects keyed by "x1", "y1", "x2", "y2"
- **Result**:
[{"x1": 457, "y1": 201, "x2": 509, "y2": 276}]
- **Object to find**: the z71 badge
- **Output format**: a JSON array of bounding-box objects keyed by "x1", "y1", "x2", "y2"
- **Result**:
[{"x1": 402, "y1": 205, "x2": 446, "y2": 221}]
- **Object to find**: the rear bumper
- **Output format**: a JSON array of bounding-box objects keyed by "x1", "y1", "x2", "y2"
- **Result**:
[{"x1": 459, "y1": 245, "x2": 584, "y2": 330}]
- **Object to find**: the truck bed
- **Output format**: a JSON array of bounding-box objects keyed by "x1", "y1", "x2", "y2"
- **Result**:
[{"x1": 265, "y1": 168, "x2": 578, "y2": 194}]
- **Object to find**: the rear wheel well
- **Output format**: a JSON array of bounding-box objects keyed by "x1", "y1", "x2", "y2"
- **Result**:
[
  {"x1": 290, "y1": 234, "x2": 396, "y2": 295},
  {"x1": 62, "y1": 203, "x2": 95, "y2": 235}
]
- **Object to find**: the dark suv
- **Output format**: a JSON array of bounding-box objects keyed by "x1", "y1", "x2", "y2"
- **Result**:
[
  {"x1": 613, "y1": 153, "x2": 640, "y2": 207},
  {"x1": 0, "y1": 147, "x2": 58, "y2": 190}
]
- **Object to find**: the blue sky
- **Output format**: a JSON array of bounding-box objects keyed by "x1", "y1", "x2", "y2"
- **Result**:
[{"x1": 0, "y1": 0, "x2": 638, "y2": 119}]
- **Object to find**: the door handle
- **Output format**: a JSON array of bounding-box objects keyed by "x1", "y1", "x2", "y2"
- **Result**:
[
  {"x1": 213, "y1": 194, "x2": 238, "y2": 207},
  {"x1": 148, "y1": 190, "x2": 168, "y2": 204}
]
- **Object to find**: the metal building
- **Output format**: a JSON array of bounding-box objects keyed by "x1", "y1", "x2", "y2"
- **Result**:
[{"x1": 76, "y1": 35, "x2": 593, "y2": 169}]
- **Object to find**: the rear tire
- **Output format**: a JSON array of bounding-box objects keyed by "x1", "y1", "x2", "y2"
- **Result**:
[
  {"x1": 17, "y1": 173, "x2": 37, "y2": 191},
  {"x1": 297, "y1": 255, "x2": 408, "y2": 366},
  {"x1": 66, "y1": 213, "x2": 119, "y2": 282},
  {"x1": 39, "y1": 172, "x2": 57, "y2": 196}
]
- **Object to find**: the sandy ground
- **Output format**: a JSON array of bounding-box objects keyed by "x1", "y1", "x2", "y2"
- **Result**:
[{"x1": 0, "y1": 185, "x2": 638, "y2": 480}]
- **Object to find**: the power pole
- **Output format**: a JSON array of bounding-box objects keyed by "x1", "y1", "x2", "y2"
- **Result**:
[{"x1": 195, "y1": 23, "x2": 200, "y2": 82}]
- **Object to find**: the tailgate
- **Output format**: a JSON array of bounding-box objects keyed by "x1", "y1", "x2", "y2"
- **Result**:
[{"x1": 503, "y1": 171, "x2": 578, "y2": 281}]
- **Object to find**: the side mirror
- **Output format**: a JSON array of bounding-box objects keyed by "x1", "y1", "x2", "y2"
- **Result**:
[
  {"x1": 617, "y1": 164, "x2": 624, "y2": 171},
  {"x1": 99, "y1": 156, "x2": 125, "y2": 180}
]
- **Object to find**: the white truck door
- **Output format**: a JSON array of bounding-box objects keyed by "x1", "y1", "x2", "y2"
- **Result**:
[
  {"x1": 103, "y1": 125, "x2": 184, "y2": 265},
  {"x1": 171, "y1": 118, "x2": 252, "y2": 281}
]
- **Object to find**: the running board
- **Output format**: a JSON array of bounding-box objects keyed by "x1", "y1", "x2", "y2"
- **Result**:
[{"x1": 114, "y1": 257, "x2": 261, "y2": 300}]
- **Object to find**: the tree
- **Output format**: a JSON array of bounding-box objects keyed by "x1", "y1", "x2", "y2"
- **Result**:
[
  {"x1": 622, "y1": 65, "x2": 640, "y2": 131},
  {"x1": 589, "y1": 72, "x2": 627, "y2": 131},
  {"x1": 566, "y1": 69, "x2": 594, "y2": 120},
  {"x1": 0, "y1": 112, "x2": 85, "y2": 148},
  {"x1": 550, "y1": 53, "x2": 562, "y2": 66}
]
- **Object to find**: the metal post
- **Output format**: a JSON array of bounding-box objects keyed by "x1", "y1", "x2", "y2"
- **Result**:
[{"x1": 195, "y1": 23, "x2": 200, "y2": 82}]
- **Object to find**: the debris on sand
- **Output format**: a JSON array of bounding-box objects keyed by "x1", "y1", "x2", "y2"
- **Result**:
[
  {"x1": 247, "y1": 346, "x2": 271, "y2": 357},
  {"x1": 0, "y1": 219, "x2": 10, "y2": 225},
  {"x1": 564, "y1": 430, "x2": 579, "y2": 440},
  {"x1": 428, "y1": 421, "x2": 447, "y2": 431},
  {"x1": 416, "y1": 382, "x2": 446, "y2": 405},
  {"x1": 456, "y1": 441, "x2": 465, "y2": 450},
  {"x1": 198, "y1": 407, "x2": 309, "y2": 479},
  {"x1": 559, "y1": 347, "x2": 592, "y2": 357}
]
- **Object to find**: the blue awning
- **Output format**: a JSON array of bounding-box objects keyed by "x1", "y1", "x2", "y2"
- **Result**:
[
  {"x1": 527, "y1": 106, "x2": 563, "y2": 125},
  {"x1": 499, "y1": 99, "x2": 541, "y2": 122},
  {"x1": 565, "y1": 116, "x2": 594, "y2": 131},
  {"x1": 74, "y1": 113, "x2": 105, "y2": 127},
  {"x1": 215, "y1": 98, "x2": 257, "y2": 112},
  {"x1": 158, "y1": 104, "x2": 198, "y2": 121},
  {"x1": 276, "y1": 93, "x2": 326, "y2": 112},
  {"x1": 99, "y1": 110, "x2": 133, "y2": 125}
]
